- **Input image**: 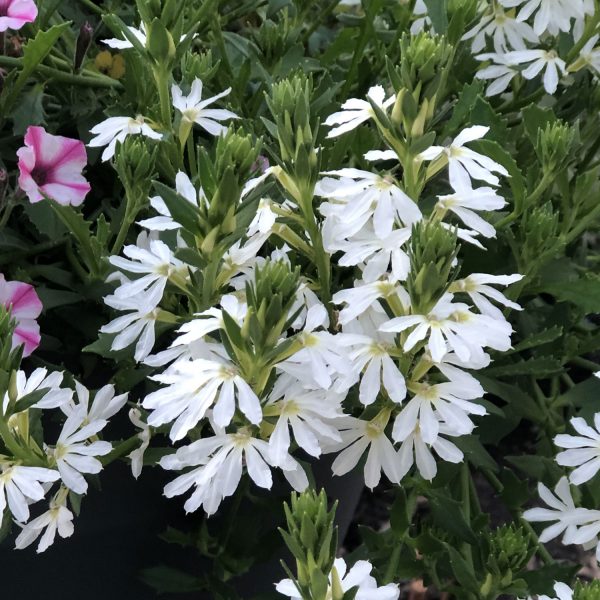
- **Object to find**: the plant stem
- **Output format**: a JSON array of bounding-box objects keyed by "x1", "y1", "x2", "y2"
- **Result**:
[
  {"x1": 101, "y1": 435, "x2": 141, "y2": 467},
  {"x1": 75, "y1": 0, "x2": 104, "y2": 15},
  {"x1": 0, "y1": 56, "x2": 122, "y2": 89},
  {"x1": 460, "y1": 463, "x2": 474, "y2": 570},
  {"x1": 301, "y1": 0, "x2": 339, "y2": 43},
  {"x1": 383, "y1": 543, "x2": 402, "y2": 584},
  {"x1": 0, "y1": 416, "x2": 45, "y2": 465}
]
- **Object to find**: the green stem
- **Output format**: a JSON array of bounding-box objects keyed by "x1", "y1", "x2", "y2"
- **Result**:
[
  {"x1": 0, "y1": 239, "x2": 66, "y2": 265},
  {"x1": 498, "y1": 88, "x2": 545, "y2": 115},
  {"x1": 186, "y1": 134, "x2": 198, "y2": 180},
  {"x1": 155, "y1": 67, "x2": 173, "y2": 128},
  {"x1": 0, "y1": 417, "x2": 45, "y2": 465},
  {"x1": 497, "y1": 172, "x2": 553, "y2": 229},
  {"x1": 75, "y1": 0, "x2": 104, "y2": 15},
  {"x1": 301, "y1": 0, "x2": 339, "y2": 43},
  {"x1": 0, "y1": 56, "x2": 122, "y2": 89},
  {"x1": 383, "y1": 543, "x2": 402, "y2": 584},
  {"x1": 101, "y1": 435, "x2": 141, "y2": 467},
  {"x1": 570, "y1": 356, "x2": 600, "y2": 372},
  {"x1": 460, "y1": 463, "x2": 474, "y2": 570},
  {"x1": 563, "y1": 201, "x2": 600, "y2": 244}
]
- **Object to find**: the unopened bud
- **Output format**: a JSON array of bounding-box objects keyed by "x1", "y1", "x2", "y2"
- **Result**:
[{"x1": 74, "y1": 21, "x2": 94, "y2": 72}]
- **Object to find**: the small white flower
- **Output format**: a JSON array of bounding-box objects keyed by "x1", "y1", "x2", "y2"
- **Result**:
[
  {"x1": 436, "y1": 184, "x2": 507, "y2": 239},
  {"x1": 14, "y1": 488, "x2": 74, "y2": 553},
  {"x1": 449, "y1": 273, "x2": 523, "y2": 318},
  {"x1": 89, "y1": 115, "x2": 163, "y2": 162},
  {"x1": 475, "y1": 52, "x2": 520, "y2": 97},
  {"x1": 555, "y1": 415, "x2": 600, "y2": 485},
  {"x1": 396, "y1": 425, "x2": 464, "y2": 481},
  {"x1": 62, "y1": 381, "x2": 128, "y2": 424},
  {"x1": 380, "y1": 295, "x2": 513, "y2": 364},
  {"x1": 139, "y1": 171, "x2": 205, "y2": 231},
  {"x1": 248, "y1": 197, "x2": 278, "y2": 236},
  {"x1": 575, "y1": 34, "x2": 600, "y2": 73},
  {"x1": 160, "y1": 427, "x2": 307, "y2": 515},
  {"x1": 339, "y1": 334, "x2": 407, "y2": 406},
  {"x1": 0, "y1": 464, "x2": 59, "y2": 522},
  {"x1": 419, "y1": 126, "x2": 509, "y2": 190},
  {"x1": 317, "y1": 169, "x2": 421, "y2": 240},
  {"x1": 523, "y1": 476, "x2": 600, "y2": 546},
  {"x1": 504, "y1": 49, "x2": 566, "y2": 95},
  {"x1": 144, "y1": 358, "x2": 262, "y2": 441},
  {"x1": 332, "y1": 279, "x2": 410, "y2": 326},
  {"x1": 109, "y1": 239, "x2": 185, "y2": 299},
  {"x1": 128, "y1": 408, "x2": 151, "y2": 479},
  {"x1": 49, "y1": 408, "x2": 112, "y2": 495},
  {"x1": 330, "y1": 414, "x2": 400, "y2": 489},
  {"x1": 276, "y1": 557, "x2": 399, "y2": 600},
  {"x1": 463, "y1": 6, "x2": 538, "y2": 53},
  {"x1": 101, "y1": 283, "x2": 164, "y2": 362},
  {"x1": 538, "y1": 582, "x2": 574, "y2": 600},
  {"x1": 266, "y1": 377, "x2": 344, "y2": 465},
  {"x1": 172, "y1": 79, "x2": 238, "y2": 135},
  {"x1": 2, "y1": 368, "x2": 72, "y2": 413},
  {"x1": 324, "y1": 85, "x2": 396, "y2": 138},
  {"x1": 501, "y1": 0, "x2": 587, "y2": 36},
  {"x1": 102, "y1": 22, "x2": 197, "y2": 50}
]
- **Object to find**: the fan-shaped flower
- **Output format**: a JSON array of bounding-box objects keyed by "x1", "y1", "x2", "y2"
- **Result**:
[{"x1": 555, "y1": 415, "x2": 600, "y2": 485}]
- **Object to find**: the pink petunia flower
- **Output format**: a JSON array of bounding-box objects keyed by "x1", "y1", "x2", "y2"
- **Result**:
[
  {"x1": 0, "y1": 274, "x2": 42, "y2": 357},
  {"x1": 0, "y1": 0, "x2": 38, "y2": 32},
  {"x1": 17, "y1": 126, "x2": 91, "y2": 206}
]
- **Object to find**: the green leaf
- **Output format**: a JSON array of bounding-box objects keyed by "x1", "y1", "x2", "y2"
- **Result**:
[
  {"x1": 499, "y1": 467, "x2": 530, "y2": 510},
  {"x1": 390, "y1": 488, "x2": 411, "y2": 536},
  {"x1": 11, "y1": 388, "x2": 50, "y2": 415},
  {"x1": 453, "y1": 435, "x2": 498, "y2": 472},
  {"x1": 12, "y1": 84, "x2": 46, "y2": 135},
  {"x1": 1, "y1": 22, "x2": 70, "y2": 115},
  {"x1": 522, "y1": 105, "x2": 556, "y2": 149},
  {"x1": 423, "y1": 0, "x2": 448, "y2": 33},
  {"x1": 508, "y1": 326, "x2": 563, "y2": 353},
  {"x1": 444, "y1": 80, "x2": 485, "y2": 136},
  {"x1": 444, "y1": 543, "x2": 480, "y2": 592},
  {"x1": 36, "y1": 288, "x2": 82, "y2": 311},
  {"x1": 429, "y1": 491, "x2": 478, "y2": 545},
  {"x1": 505, "y1": 455, "x2": 562, "y2": 482},
  {"x1": 545, "y1": 274, "x2": 600, "y2": 314},
  {"x1": 483, "y1": 357, "x2": 562, "y2": 377},
  {"x1": 475, "y1": 375, "x2": 539, "y2": 422},
  {"x1": 153, "y1": 181, "x2": 202, "y2": 236},
  {"x1": 520, "y1": 563, "x2": 578, "y2": 596}
]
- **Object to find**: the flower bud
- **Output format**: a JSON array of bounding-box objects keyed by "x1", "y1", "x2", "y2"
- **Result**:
[
  {"x1": 574, "y1": 581, "x2": 600, "y2": 600},
  {"x1": 537, "y1": 121, "x2": 574, "y2": 173},
  {"x1": 74, "y1": 21, "x2": 94, "y2": 72}
]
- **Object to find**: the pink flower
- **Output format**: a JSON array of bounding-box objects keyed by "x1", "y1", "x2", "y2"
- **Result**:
[
  {"x1": 0, "y1": 0, "x2": 38, "y2": 32},
  {"x1": 0, "y1": 275, "x2": 42, "y2": 357},
  {"x1": 17, "y1": 126, "x2": 91, "y2": 206}
]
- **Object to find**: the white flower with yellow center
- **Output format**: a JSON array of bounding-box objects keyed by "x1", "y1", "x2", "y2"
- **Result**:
[
  {"x1": 555, "y1": 414, "x2": 600, "y2": 485},
  {"x1": 504, "y1": 48, "x2": 566, "y2": 94}
]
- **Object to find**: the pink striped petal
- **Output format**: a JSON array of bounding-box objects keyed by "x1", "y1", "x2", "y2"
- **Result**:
[{"x1": 0, "y1": 0, "x2": 38, "y2": 32}]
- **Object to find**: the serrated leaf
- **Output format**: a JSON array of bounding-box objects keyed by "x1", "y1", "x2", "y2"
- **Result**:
[
  {"x1": 509, "y1": 326, "x2": 563, "y2": 353},
  {"x1": 429, "y1": 491, "x2": 478, "y2": 545},
  {"x1": 545, "y1": 275, "x2": 600, "y2": 314},
  {"x1": 1, "y1": 22, "x2": 70, "y2": 115},
  {"x1": 483, "y1": 357, "x2": 562, "y2": 377},
  {"x1": 444, "y1": 543, "x2": 479, "y2": 592}
]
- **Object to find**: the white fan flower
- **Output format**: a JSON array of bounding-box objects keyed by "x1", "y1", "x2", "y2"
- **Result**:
[
  {"x1": 128, "y1": 407, "x2": 151, "y2": 480},
  {"x1": 555, "y1": 414, "x2": 600, "y2": 485},
  {"x1": 139, "y1": 171, "x2": 204, "y2": 231},
  {"x1": 317, "y1": 169, "x2": 421, "y2": 240},
  {"x1": 48, "y1": 408, "x2": 112, "y2": 495},
  {"x1": 266, "y1": 377, "x2": 344, "y2": 465},
  {"x1": 449, "y1": 273, "x2": 523, "y2": 318},
  {"x1": 89, "y1": 115, "x2": 163, "y2": 162},
  {"x1": 396, "y1": 425, "x2": 464, "y2": 481},
  {"x1": 504, "y1": 49, "x2": 566, "y2": 95},
  {"x1": 160, "y1": 427, "x2": 307, "y2": 515},
  {"x1": 523, "y1": 476, "x2": 600, "y2": 547},
  {"x1": 324, "y1": 85, "x2": 396, "y2": 138},
  {"x1": 501, "y1": 0, "x2": 588, "y2": 36},
  {"x1": 2, "y1": 368, "x2": 72, "y2": 413},
  {"x1": 172, "y1": 79, "x2": 238, "y2": 135},
  {"x1": 475, "y1": 52, "x2": 520, "y2": 97},
  {"x1": 102, "y1": 22, "x2": 197, "y2": 50},
  {"x1": 330, "y1": 413, "x2": 401, "y2": 489},
  {"x1": 14, "y1": 488, "x2": 74, "y2": 553},
  {"x1": 0, "y1": 463, "x2": 59, "y2": 522},
  {"x1": 463, "y1": 5, "x2": 538, "y2": 53},
  {"x1": 435, "y1": 184, "x2": 507, "y2": 239},
  {"x1": 143, "y1": 357, "x2": 262, "y2": 441},
  {"x1": 276, "y1": 557, "x2": 399, "y2": 600},
  {"x1": 419, "y1": 126, "x2": 509, "y2": 189},
  {"x1": 62, "y1": 381, "x2": 128, "y2": 423}
]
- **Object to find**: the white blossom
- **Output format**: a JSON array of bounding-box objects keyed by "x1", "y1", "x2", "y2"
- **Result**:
[
  {"x1": 89, "y1": 115, "x2": 162, "y2": 162},
  {"x1": 128, "y1": 408, "x2": 151, "y2": 479},
  {"x1": 504, "y1": 49, "x2": 566, "y2": 95},
  {"x1": 48, "y1": 408, "x2": 112, "y2": 495},
  {"x1": 143, "y1": 357, "x2": 262, "y2": 441},
  {"x1": 0, "y1": 463, "x2": 59, "y2": 522},
  {"x1": 276, "y1": 557, "x2": 399, "y2": 600},
  {"x1": 2, "y1": 368, "x2": 72, "y2": 413},
  {"x1": 62, "y1": 381, "x2": 128, "y2": 424},
  {"x1": 324, "y1": 85, "x2": 395, "y2": 138},
  {"x1": 501, "y1": 0, "x2": 588, "y2": 36},
  {"x1": 419, "y1": 126, "x2": 509, "y2": 189},
  {"x1": 475, "y1": 53, "x2": 520, "y2": 97},
  {"x1": 555, "y1": 415, "x2": 600, "y2": 485},
  {"x1": 172, "y1": 79, "x2": 238, "y2": 135},
  {"x1": 14, "y1": 488, "x2": 74, "y2": 553}
]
